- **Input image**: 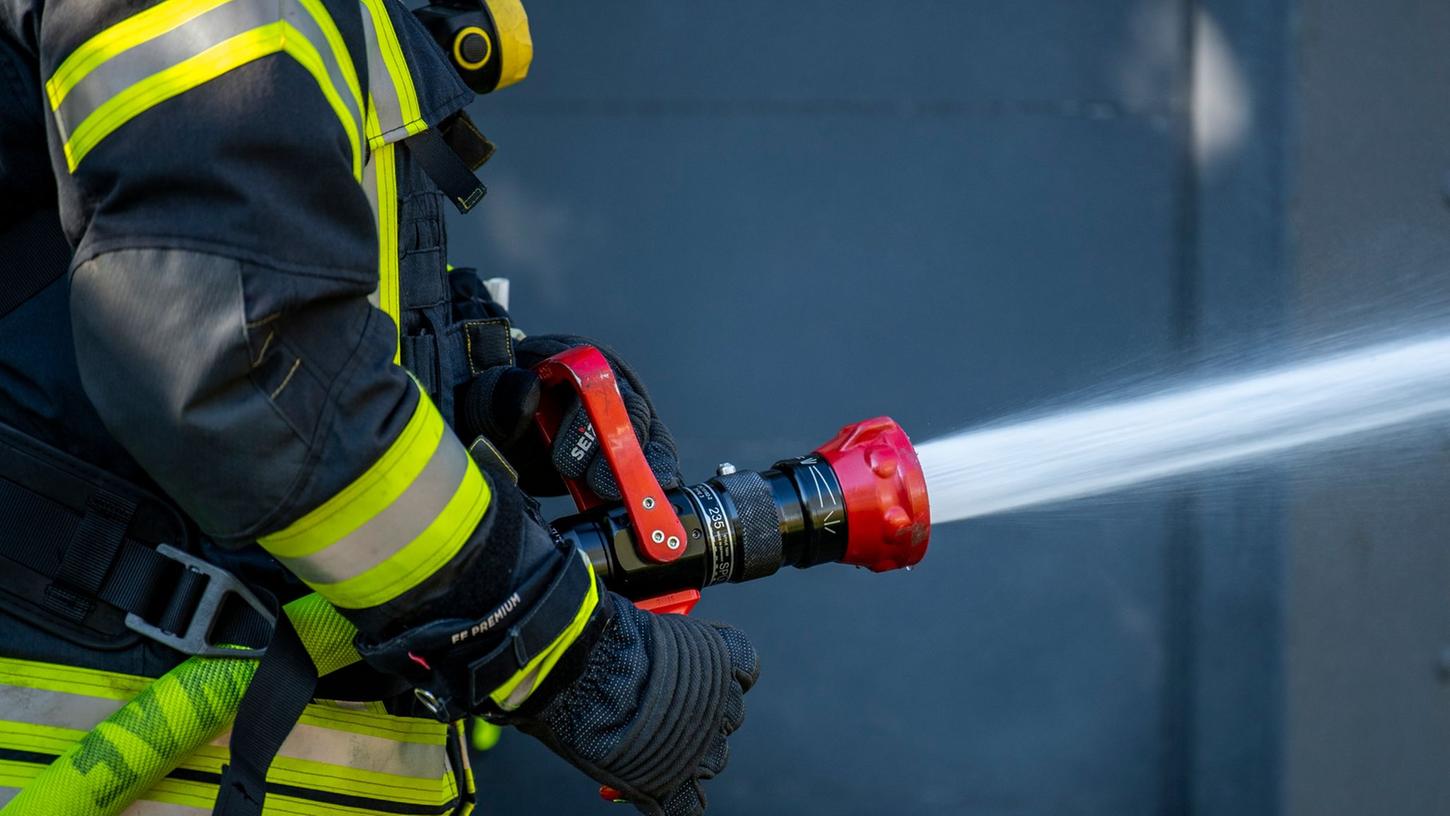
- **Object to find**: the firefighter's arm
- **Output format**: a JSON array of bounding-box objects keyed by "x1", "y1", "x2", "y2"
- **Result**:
[
  {"x1": 41, "y1": 2, "x2": 756, "y2": 811},
  {"x1": 41, "y1": 0, "x2": 584, "y2": 691}
]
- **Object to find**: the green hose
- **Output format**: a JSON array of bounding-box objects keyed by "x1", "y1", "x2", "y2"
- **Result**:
[{"x1": 1, "y1": 594, "x2": 360, "y2": 816}]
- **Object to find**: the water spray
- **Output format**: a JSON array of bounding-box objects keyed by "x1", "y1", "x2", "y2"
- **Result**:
[{"x1": 916, "y1": 333, "x2": 1450, "y2": 523}]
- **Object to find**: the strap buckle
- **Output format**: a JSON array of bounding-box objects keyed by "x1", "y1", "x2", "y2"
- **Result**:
[{"x1": 124, "y1": 544, "x2": 276, "y2": 658}]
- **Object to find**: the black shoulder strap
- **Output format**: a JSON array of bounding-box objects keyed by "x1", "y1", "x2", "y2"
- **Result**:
[{"x1": 0, "y1": 208, "x2": 72, "y2": 318}]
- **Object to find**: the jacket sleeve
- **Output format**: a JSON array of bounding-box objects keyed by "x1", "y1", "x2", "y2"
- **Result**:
[{"x1": 39, "y1": 0, "x2": 526, "y2": 636}]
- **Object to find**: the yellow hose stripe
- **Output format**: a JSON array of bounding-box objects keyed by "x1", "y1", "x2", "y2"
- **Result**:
[
  {"x1": 259, "y1": 392, "x2": 438, "y2": 558},
  {"x1": 490, "y1": 554, "x2": 600, "y2": 708},
  {"x1": 310, "y1": 455, "x2": 490, "y2": 608},
  {"x1": 286, "y1": 593, "x2": 363, "y2": 676},
  {"x1": 45, "y1": 0, "x2": 231, "y2": 108},
  {"x1": 62, "y1": 22, "x2": 362, "y2": 178}
]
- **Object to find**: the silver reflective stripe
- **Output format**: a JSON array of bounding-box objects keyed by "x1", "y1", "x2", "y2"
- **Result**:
[
  {"x1": 0, "y1": 685, "x2": 448, "y2": 778},
  {"x1": 119, "y1": 801, "x2": 211, "y2": 816},
  {"x1": 282, "y1": 0, "x2": 362, "y2": 142},
  {"x1": 0, "y1": 685, "x2": 125, "y2": 730},
  {"x1": 208, "y1": 722, "x2": 450, "y2": 778},
  {"x1": 51, "y1": 0, "x2": 272, "y2": 144},
  {"x1": 0, "y1": 787, "x2": 208, "y2": 816},
  {"x1": 362, "y1": 155, "x2": 381, "y2": 308},
  {"x1": 51, "y1": 0, "x2": 360, "y2": 152},
  {"x1": 276, "y1": 427, "x2": 467, "y2": 585},
  {"x1": 359, "y1": 4, "x2": 406, "y2": 139}
]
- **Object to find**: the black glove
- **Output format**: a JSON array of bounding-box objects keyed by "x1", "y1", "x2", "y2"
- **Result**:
[
  {"x1": 516, "y1": 593, "x2": 759, "y2": 816},
  {"x1": 353, "y1": 460, "x2": 757, "y2": 816},
  {"x1": 457, "y1": 334, "x2": 682, "y2": 501}
]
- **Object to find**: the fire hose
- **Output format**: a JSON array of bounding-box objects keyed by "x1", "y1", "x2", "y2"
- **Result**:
[{"x1": 3, "y1": 346, "x2": 931, "y2": 814}]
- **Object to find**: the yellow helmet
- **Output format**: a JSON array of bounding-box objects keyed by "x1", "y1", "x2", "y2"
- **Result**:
[{"x1": 415, "y1": 0, "x2": 533, "y2": 94}]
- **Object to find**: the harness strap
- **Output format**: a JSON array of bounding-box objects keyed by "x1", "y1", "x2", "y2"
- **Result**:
[
  {"x1": 213, "y1": 612, "x2": 319, "y2": 816},
  {"x1": 0, "y1": 421, "x2": 273, "y2": 654}
]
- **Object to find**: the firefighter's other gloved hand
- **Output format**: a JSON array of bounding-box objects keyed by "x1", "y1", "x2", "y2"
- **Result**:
[
  {"x1": 517, "y1": 593, "x2": 759, "y2": 816},
  {"x1": 457, "y1": 335, "x2": 682, "y2": 500}
]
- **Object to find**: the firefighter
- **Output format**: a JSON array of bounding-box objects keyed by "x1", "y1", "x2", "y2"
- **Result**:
[{"x1": 0, "y1": 1, "x2": 756, "y2": 814}]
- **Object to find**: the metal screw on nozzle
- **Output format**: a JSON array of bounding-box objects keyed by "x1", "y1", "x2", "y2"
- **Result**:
[{"x1": 715, "y1": 462, "x2": 737, "y2": 476}]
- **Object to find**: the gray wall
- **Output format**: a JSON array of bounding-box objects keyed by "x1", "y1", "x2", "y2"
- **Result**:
[
  {"x1": 442, "y1": 2, "x2": 1450, "y2": 813},
  {"x1": 1285, "y1": 1, "x2": 1450, "y2": 814}
]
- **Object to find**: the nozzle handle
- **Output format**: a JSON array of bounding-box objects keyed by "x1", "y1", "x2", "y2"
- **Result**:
[{"x1": 532, "y1": 346, "x2": 687, "y2": 564}]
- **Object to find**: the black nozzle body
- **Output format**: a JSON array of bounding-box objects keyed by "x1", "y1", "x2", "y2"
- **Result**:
[{"x1": 553, "y1": 459, "x2": 849, "y2": 602}]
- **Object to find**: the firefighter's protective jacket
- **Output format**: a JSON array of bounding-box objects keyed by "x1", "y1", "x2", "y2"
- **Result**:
[{"x1": 0, "y1": 1, "x2": 586, "y2": 813}]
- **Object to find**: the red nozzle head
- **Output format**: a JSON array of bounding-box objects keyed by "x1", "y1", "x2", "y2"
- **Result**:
[{"x1": 814, "y1": 417, "x2": 930, "y2": 572}]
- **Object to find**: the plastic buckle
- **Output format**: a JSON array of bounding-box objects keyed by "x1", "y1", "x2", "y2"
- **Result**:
[{"x1": 124, "y1": 544, "x2": 276, "y2": 658}]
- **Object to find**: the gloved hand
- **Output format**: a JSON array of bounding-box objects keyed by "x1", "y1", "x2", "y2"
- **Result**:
[
  {"x1": 352, "y1": 461, "x2": 757, "y2": 816},
  {"x1": 457, "y1": 334, "x2": 682, "y2": 500},
  {"x1": 515, "y1": 593, "x2": 760, "y2": 816}
]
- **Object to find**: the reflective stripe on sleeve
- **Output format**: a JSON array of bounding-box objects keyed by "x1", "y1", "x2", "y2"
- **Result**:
[
  {"x1": 46, "y1": 0, "x2": 364, "y2": 175},
  {"x1": 359, "y1": 0, "x2": 425, "y2": 146},
  {"x1": 259, "y1": 387, "x2": 490, "y2": 609}
]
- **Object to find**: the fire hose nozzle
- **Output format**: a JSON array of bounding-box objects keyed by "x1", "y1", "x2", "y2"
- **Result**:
[
  {"x1": 530, "y1": 348, "x2": 932, "y2": 806},
  {"x1": 815, "y1": 416, "x2": 931, "y2": 573},
  {"x1": 546, "y1": 410, "x2": 932, "y2": 607}
]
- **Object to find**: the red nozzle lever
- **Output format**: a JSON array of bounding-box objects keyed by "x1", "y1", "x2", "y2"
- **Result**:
[
  {"x1": 532, "y1": 346, "x2": 688, "y2": 565},
  {"x1": 532, "y1": 346, "x2": 697, "y2": 807}
]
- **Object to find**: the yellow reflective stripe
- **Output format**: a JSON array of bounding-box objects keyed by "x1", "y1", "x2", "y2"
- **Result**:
[
  {"x1": 59, "y1": 21, "x2": 363, "y2": 178},
  {"x1": 45, "y1": 0, "x2": 231, "y2": 108},
  {"x1": 295, "y1": 0, "x2": 363, "y2": 115},
  {"x1": 0, "y1": 721, "x2": 83, "y2": 756},
  {"x1": 167, "y1": 744, "x2": 457, "y2": 805},
  {"x1": 310, "y1": 453, "x2": 490, "y2": 608},
  {"x1": 297, "y1": 705, "x2": 449, "y2": 744},
  {"x1": 373, "y1": 137, "x2": 403, "y2": 362},
  {"x1": 491, "y1": 553, "x2": 601, "y2": 709},
  {"x1": 0, "y1": 656, "x2": 149, "y2": 700},
  {"x1": 359, "y1": 0, "x2": 423, "y2": 138},
  {"x1": 0, "y1": 667, "x2": 459, "y2": 811},
  {"x1": 63, "y1": 24, "x2": 275, "y2": 170},
  {"x1": 261, "y1": 392, "x2": 439, "y2": 559},
  {"x1": 260, "y1": 389, "x2": 489, "y2": 609},
  {"x1": 454, "y1": 720, "x2": 477, "y2": 797},
  {"x1": 279, "y1": 22, "x2": 365, "y2": 180},
  {"x1": 50, "y1": 0, "x2": 364, "y2": 177}
]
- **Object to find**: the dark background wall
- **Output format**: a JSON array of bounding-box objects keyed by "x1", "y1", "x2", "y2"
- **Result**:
[{"x1": 441, "y1": 2, "x2": 1450, "y2": 814}]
